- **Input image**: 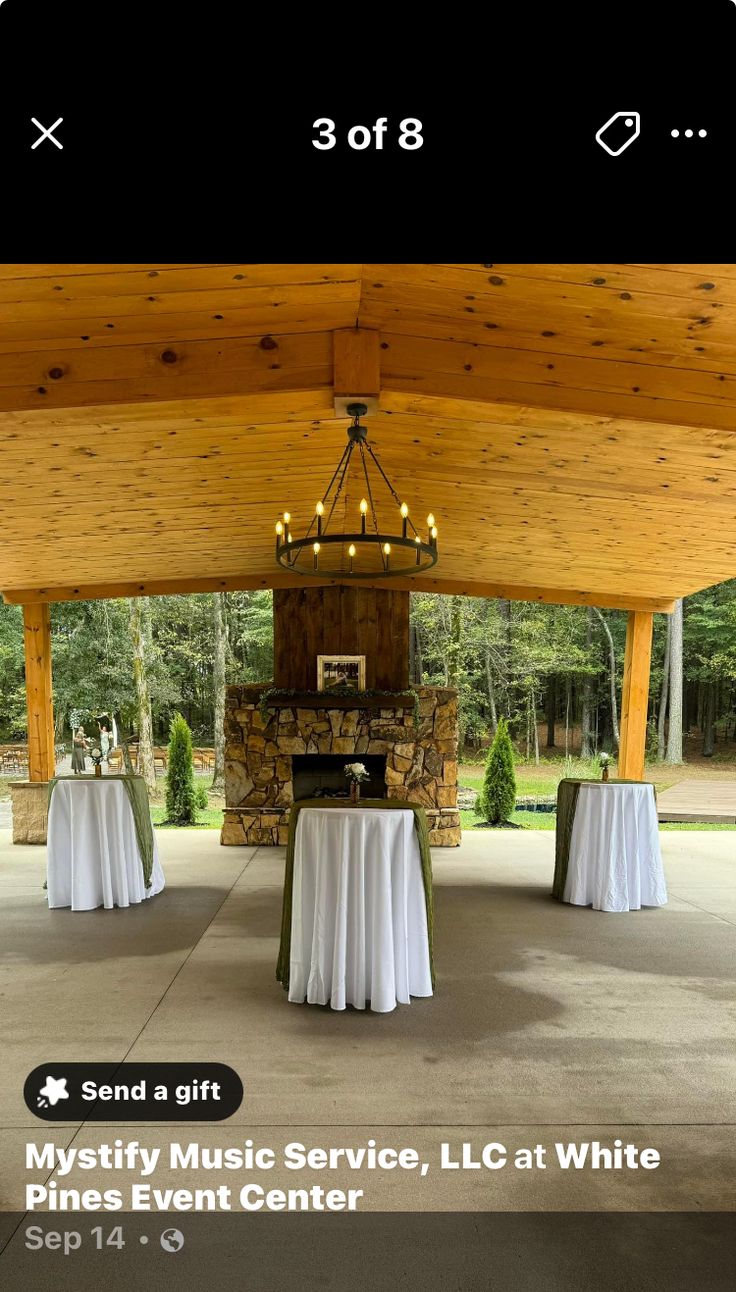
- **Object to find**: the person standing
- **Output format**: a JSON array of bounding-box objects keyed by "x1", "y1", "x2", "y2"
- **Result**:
[
  {"x1": 99, "y1": 722, "x2": 112, "y2": 764},
  {"x1": 71, "y1": 727, "x2": 88, "y2": 774}
]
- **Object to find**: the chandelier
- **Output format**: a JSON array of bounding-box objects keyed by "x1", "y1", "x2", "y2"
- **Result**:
[{"x1": 274, "y1": 404, "x2": 438, "y2": 579}]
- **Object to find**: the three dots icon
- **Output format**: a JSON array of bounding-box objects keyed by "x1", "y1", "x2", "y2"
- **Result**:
[{"x1": 671, "y1": 129, "x2": 707, "y2": 139}]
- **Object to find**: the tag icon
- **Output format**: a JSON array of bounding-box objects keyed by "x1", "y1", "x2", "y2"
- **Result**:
[{"x1": 596, "y1": 111, "x2": 641, "y2": 156}]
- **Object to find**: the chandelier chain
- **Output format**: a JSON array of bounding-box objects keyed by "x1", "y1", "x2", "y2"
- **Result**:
[
  {"x1": 364, "y1": 441, "x2": 420, "y2": 538},
  {"x1": 358, "y1": 441, "x2": 387, "y2": 572},
  {"x1": 323, "y1": 441, "x2": 356, "y2": 552}
]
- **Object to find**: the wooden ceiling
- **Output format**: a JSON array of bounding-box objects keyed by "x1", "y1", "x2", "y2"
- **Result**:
[{"x1": 2, "y1": 262, "x2": 736, "y2": 611}]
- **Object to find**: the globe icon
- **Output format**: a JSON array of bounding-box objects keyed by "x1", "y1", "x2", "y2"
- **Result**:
[{"x1": 160, "y1": 1229, "x2": 184, "y2": 1252}]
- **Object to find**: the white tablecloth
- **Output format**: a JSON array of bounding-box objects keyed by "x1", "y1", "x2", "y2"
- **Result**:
[
  {"x1": 563, "y1": 783, "x2": 667, "y2": 912},
  {"x1": 47, "y1": 779, "x2": 165, "y2": 910},
  {"x1": 289, "y1": 807, "x2": 433, "y2": 1012}
]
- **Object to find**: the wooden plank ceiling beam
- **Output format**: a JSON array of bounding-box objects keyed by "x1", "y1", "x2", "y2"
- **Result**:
[
  {"x1": 3, "y1": 321, "x2": 734, "y2": 434},
  {"x1": 379, "y1": 333, "x2": 736, "y2": 432},
  {"x1": 1, "y1": 573, "x2": 675, "y2": 614},
  {"x1": 0, "y1": 331, "x2": 334, "y2": 413}
]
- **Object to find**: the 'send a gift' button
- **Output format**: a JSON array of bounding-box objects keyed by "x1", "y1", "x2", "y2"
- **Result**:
[{"x1": 25, "y1": 1063, "x2": 243, "y2": 1121}]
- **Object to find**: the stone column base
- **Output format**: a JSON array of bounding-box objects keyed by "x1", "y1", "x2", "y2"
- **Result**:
[{"x1": 9, "y1": 781, "x2": 49, "y2": 844}]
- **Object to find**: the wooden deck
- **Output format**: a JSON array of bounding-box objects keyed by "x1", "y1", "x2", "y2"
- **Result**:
[{"x1": 657, "y1": 778, "x2": 736, "y2": 824}]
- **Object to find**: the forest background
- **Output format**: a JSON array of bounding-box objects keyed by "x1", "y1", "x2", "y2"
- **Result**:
[{"x1": 1, "y1": 583, "x2": 734, "y2": 810}]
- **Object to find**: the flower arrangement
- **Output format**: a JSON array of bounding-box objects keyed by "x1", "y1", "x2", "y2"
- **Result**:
[
  {"x1": 599, "y1": 751, "x2": 611, "y2": 782},
  {"x1": 344, "y1": 761, "x2": 369, "y2": 804},
  {"x1": 344, "y1": 762, "x2": 369, "y2": 785},
  {"x1": 89, "y1": 745, "x2": 104, "y2": 777}
]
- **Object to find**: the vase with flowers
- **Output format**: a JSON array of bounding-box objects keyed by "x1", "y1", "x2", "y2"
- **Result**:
[
  {"x1": 599, "y1": 751, "x2": 611, "y2": 782},
  {"x1": 344, "y1": 761, "x2": 369, "y2": 805},
  {"x1": 89, "y1": 746, "x2": 105, "y2": 778}
]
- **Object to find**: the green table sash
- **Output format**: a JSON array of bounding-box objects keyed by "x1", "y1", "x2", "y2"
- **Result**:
[
  {"x1": 48, "y1": 774, "x2": 155, "y2": 889},
  {"x1": 553, "y1": 778, "x2": 657, "y2": 900},
  {"x1": 277, "y1": 798, "x2": 435, "y2": 992}
]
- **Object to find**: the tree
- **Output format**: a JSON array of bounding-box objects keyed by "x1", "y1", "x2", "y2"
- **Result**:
[
  {"x1": 0, "y1": 604, "x2": 26, "y2": 738},
  {"x1": 211, "y1": 593, "x2": 227, "y2": 789},
  {"x1": 666, "y1": 599, "x2": 683, "y2": 764},
  {"x1": 592, "y1": 608, "x2": 619, "y2": 749},
  {"x1": 128, "y1": 598, "x2": 156, "y2": 794},
  {"x1": 476, "y1": 717, "x2": 517, "y2": 824},
  {"x1": 580, "y1": 608, "x2": 594, "y2": 758},
  {"x1": 165, "y1": 712, "x2": 197, "y2": 825},
  {"x1": 657, "y1": 614, "x2": 671, "y2": 760},
  {"x1": 447, "y1": 596, "x2": 463, "y2": 689},
  {"x1": 545, "y1": 677, "x2": 556, "y2": 748}
]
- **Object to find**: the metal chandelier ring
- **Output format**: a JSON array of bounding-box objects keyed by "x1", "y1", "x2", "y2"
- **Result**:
[{"x1": 276, "y1": 531, "x2": 438, "y2": 579}]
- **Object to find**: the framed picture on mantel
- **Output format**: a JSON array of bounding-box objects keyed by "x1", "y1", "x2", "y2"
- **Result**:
[{"x1": 317, "y1": 655, "x2": 366, "y2": 692}]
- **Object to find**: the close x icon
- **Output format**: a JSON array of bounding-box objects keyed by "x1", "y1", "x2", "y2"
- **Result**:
[{"x1": 31, "y1": 117, "x2": 63, "y2": 149}]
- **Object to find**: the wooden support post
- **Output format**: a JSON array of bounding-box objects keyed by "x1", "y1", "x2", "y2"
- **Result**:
[
  {"x1": 333, "y1": 328, "x2": 380, "y2": 416},
  {"x1": 23, "y1": 603, "x2": 55, "y2": 782},
  {"x1": 618, "y1": 610, "x2": 654, "y2": 781}
]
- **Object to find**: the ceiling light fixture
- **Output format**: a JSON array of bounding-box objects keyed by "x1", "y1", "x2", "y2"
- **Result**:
[{"x1": 274, "y1": 404, "x2": 438, "y2": 579}]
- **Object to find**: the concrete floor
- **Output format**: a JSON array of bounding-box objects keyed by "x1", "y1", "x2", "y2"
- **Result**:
[{"x1": 0, "y1": 828, "x2": 734, "y2": 1212}]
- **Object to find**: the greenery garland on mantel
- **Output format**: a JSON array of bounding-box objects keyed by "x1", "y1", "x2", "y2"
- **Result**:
[{"x1": 258, "y1": 687, "x2": 420, "y2": 728}]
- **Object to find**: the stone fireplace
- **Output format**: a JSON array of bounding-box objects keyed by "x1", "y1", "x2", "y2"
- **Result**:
[
  {"x1": 221, "y1": 685, "x2": 460, "y2": 846},
  {"x1": 221, "y1": 584, "x2": 460, "y2": 847},
  {"x1": 291, "y1": 753, "x2": 387, "y2": 801}
]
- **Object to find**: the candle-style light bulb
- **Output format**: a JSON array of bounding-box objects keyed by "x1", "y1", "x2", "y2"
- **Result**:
[
  {"x1": 275, "y1": 520, "x2": 283, "y2": 535},
  {"x1": 313, "y1": 541, "x2": 320, "y2": 570},
  {"x1": 348, "y1": 542, "x2": 356, "y2": 573},
  {"x1": 383, "y1": 541, "x2": 391, "y2": 571},
  {"x1": 283, "y1": 512, "x2": 291, "y2": 525},
  {"x1": 415, "y1": 533, "x2": 421, "y2": 563},
  {"x1": 400, "y1": 502, "x2": 408, "y2": 517},
  {"x1": 316, "y1": 500, "x2": 324, "y2": 535},
  {"x1": 400, "y1": 501, "x2": 408, "y2": 537},
  {"x1": 426, "y1": 513, "x2": 435, "y2": 529},
  {"x1": 360, "y1": 497, "x2": 368, "y2": 534},
  {"x1": 431, "y1": 525, "x2": 438, "y2": 543}
]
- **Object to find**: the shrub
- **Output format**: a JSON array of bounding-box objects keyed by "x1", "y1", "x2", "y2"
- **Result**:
[
  {"x1": 165, "y1": 713, "x2": 197, "y2": 825},
  {"x1": 195, "y1": 782, "x2": 209, "y2": 810},
  {"x1": 476, "y1": 717, "x2": 517, "y2": 824}
]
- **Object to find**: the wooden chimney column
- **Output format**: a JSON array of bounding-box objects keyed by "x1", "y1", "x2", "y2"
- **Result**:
[
  {"x1": 23, "y1": 603, "x2": 56, "y2": 782},
  {"x1": 618, "y1": 610, "x2": 654, "y2": 781},
  {"x1": 333, "y1": 328, "x2": 380, "y2": 415}
]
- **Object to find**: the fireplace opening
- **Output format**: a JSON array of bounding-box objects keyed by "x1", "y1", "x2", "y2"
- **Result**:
[{"x1": 291, "y1": 754, "x2": 387, "y2": 802}]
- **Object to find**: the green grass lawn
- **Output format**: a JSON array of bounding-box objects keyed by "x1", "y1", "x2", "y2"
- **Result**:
[
  {"x1": 151, "y1": 806, "x2": 223, "y2": 829},
  {"x1": 459, "y1": 773, "x2": 736, "y2": 831}
]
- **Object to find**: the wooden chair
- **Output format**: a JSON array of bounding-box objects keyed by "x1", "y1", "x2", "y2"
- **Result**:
[{"x1": 107, "y1": 748, "x2": 123, "y2": 773}]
